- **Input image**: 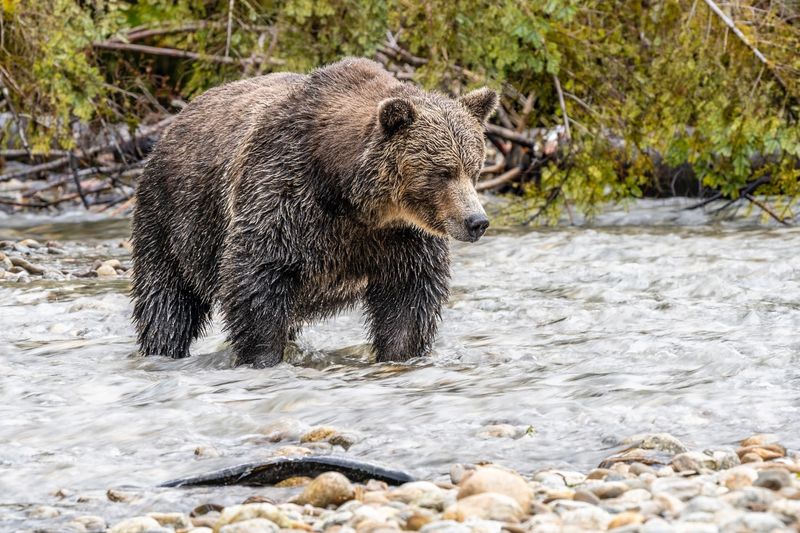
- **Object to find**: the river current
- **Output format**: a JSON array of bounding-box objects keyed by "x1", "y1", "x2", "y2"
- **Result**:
[{"x1": 1, "y1": 199, "x2": 798, "y2": 528}]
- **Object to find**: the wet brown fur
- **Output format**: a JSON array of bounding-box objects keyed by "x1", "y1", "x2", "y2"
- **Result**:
[{"x1": 131, "y1": 58, "x2": 497, "y2": 367}]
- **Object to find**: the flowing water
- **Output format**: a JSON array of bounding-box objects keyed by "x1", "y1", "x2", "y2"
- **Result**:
[{"x1": 1, "y1": 199, "x2": 799, "y2": 529}]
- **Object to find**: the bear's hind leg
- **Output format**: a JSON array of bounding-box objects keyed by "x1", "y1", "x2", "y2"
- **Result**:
[{"x1": 132, "y1": 263, "x2": 212, "y2": 359}]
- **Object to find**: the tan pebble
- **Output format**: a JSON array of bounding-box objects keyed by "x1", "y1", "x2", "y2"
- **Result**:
[
  {"x1": 106, "y1": 488, "x2": 135, "y2": 502},
  {"x1": 586, "y1": 468, "x2": 610, "y2": 480},
  {"x1": 355, "y1": 519, "x2": 399, "y2": 533},
  {"x1": 28, "y1": 505, "x2": 60, "y2": 518},
  {"x1": 361, "y1": 491, "x2": 390, "y2": 505},
  {"x1": 273, "y1": 445, "x2": 313, "y2": 457},
  {"x1": 96, "y1": 264, "x2": 117, "y2": 277},
  {"x1": 108, "y1": 516, "x2": 163, "y2": 533},
  {"x1": 475, "y1": 423, "x2": 522, "y2": 439},
  {"x1": 443, "y1": 492, "x2": 525, "y2": 523},
  {"x1": 742, "y1": 452, "x2": 765, "y2": 464},
  {"x1": 740, "y1": 434, "x2": 781, "y2": 447},
  {"x1": 102, "y1": 259, "x2": 122, "y2": 269},
  {"x1": 404, "y1": 510, "x2": 434, "y2": 530},
  {"x1": 187, "y1": 528, "x2": 213, "y2": 533},
  {"x1": 719, "y1": 466, "x2": 758, "y2": 490},
  {"x1": 657, "y1": 465, "x2": 675, "y2": 477},
  {"x1": 610, "y1": 462, "x2": 630, "y2": 474},
  {"x1": 190, "y1": 512, "x2": 220, "y2": 529},
  {"x1": 219, "y1": 518, "x2": 279, "y2": 533},
  {"x1": 365, "y1": 480, "x2": 388, "y2": 492},
  {"x1": 242, "y1": 495, "x2": 275, "y2": 504},
  {"x1": 147, "y1": 512, "x2": 192, "y2": 529},
  {"x1": 737, "y1": 444, "x2": 786, "y2": 461},
  {"x1": 292, "y1": 471, "x2": 354, "y2": 507},
  {"x1": 591, "y1": 481, "x2": 628, "y2": 499},
  {"x1": 215, "y1": 503, "x2": 292, "y2": 529},
  {"x1": 389, "y1": 481, "x2": 446, "y2": 510},
  {"x1": 70, "y1": 515, "x2": 106, "y2": 533},
  {"x1": 608, "y1": 511, "x2": 645, "y2": 528},
  {"x1": 194, "y1": 446, "x2": 220, "y2": 458},
  {"x1": 543, "y1": 488, "x2": 575, "y2": 502},
  {"x1": 300, "y1": 426, "x2": 339, "y2": 443},
  {"x1": 574, "y1": 489, "x2": 601, "y2": 506},
  {"x1": 18, "y1": 239, "x2": 41, "y2": 248},
  {"x1": 457, "y1": 466, "x2": 532, "y2": 511},
  {"x1": 275, "y1": 476, "x2": 311, "y2": 488}
]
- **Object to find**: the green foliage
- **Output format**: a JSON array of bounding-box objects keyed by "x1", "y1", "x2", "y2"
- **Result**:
[{"x1": 1, "y1": 0, "x2": 799, "y2": 218}]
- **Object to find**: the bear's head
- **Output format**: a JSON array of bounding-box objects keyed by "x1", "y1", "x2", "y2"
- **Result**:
[{"x1": 376, "y1": 87, "x2": 498, "y2": 242}]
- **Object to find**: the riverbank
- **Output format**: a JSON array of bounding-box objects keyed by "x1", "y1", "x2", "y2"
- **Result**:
[{"x1": 29, "y1": 432, "x2": 800, "y2": 533}]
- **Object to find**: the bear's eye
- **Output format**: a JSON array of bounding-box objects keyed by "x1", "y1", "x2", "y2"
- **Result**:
[{"x1": 436, "y1": 168, "x2": 457, "y2": 182}]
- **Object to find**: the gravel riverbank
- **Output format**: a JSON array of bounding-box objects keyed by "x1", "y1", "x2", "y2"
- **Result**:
[{"x1": 29, "y1": 432, "x2": 799, "y2": 533}]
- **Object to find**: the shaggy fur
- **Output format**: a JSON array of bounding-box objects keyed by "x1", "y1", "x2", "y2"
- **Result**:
[{"x1": 131, "y1": 57, "x2": 497, "y2": 367}]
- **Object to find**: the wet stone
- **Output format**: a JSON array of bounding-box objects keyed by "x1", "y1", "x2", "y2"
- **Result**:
[
  {"x1": 293, "y1": 471, "x2": 355, "y2": 508},
  {"x1": 457, "y1": 466, "x2": 531, "y2": 510},
  {"x1": 108, "y1": 516, "x2": 170, "y2": 533},
  {"x1": 573, "y1": 489, "x2": 601, "y2": 506},
  {"x1": 624, "y1": 433, "x2": 688, "y2": 455},
  {"x1": 70, "y1": 515, "x2": 106, "y2": 532},
  {"x1": 28, "y1": 505, "x2": 60, "y2": 518},
  {"x1": 590, "y1": 481, "x2": 629, "y2": 499},
  {"x1": 443, "y1": 493, "x2": 525, "y2": 523},
  {"x1": 389, "y1": 481, "x2": 447, "y2": 510},
  {"x1": 219, "y1": 518, "x2": 280, "y2": 533},
  {"x1": 559, "y1": 506, "x2": 611, "y2": 530},
  {"x1": 608, "y1": 511, "x2": 645, "y2": 529},
  {"x1": 753, "y1": 468, "x2": 793, "y2": 491},
  {"x1": 719, "y1": 511, "x2": 786, "y2": 532},
  {"x1": 672, "y1": 451, "x2": 718, "y2": 472}
]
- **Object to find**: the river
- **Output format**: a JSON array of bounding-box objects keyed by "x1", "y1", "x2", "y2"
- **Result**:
[{"x1": 1, "y1": 199, "x2": 798, "y2": 528}]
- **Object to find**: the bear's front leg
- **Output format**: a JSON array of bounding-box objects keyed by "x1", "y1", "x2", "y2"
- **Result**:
[
  {"x1": 365, "y1": 235, "x2": 450, "y2": 362},
  {"x1": 220, "y1": 255, "x2": 299, "y2": 368}
]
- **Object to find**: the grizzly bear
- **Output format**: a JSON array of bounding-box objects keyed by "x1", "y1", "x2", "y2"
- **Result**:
[{"x1": 131, "y1": 57, "x2": 497, "y2": 367}]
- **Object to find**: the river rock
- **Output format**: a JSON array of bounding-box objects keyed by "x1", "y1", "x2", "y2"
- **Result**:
[
  {"x1": 70, "y1": 515, "x2": 106, "y2": 532},
  {"x1": 259, "y1": 417, "x2": 310, "y2": 442},
  {"x1": 215, "y1": 503, "x2": 292, "y2": 529},
  {"x1": 573, "y1": 489, "x2": 601, "y2": 506},
  {"x1": 559, "y1": 506, "x2": 611, "y2": 529},
  {"x1": 671, "y1": 451, "x2": 718, "y2": 472},
  {"x1": 740, "y1": 434, "x2": 781, "y2": 447},
  {"x1": 404, "y1": 509, "x2": 436, "y2": 531},
  {"x1": 27, "y1": 505, "x2": 60, "y2": 518},
  {"x1": 219, "y1": 518, "x2": 280, "y2": 533},
  {"x1": 624, "y1": 433, "x2": 688, "y2": 454},
  {"x1": 590, "y1": 481, "x2": 628, "y2": 499},
  {"x1": 457, "y1": 466, "x2": 531, "y2": 510},
  {"x1": 608, "y1": 511, "x2": 645, "y2": 528},
  {"x1": 96, "y1": 263, "x2": 117, "y2": 277},
  {"x1": 770, "y1": 498, "x2": 800, "y2": 522},
  {"x1": 449, "y1": 464, "x2": 478, "y2": 486},
  {"x1": 147, "y1": 511, "x2": 192, "y2": 529},
  {"x1": 718, "y1": 466, "x2": 758, "y2": 490},
  {"x1": 10, "y1": 256, "x2": 45, "y2": 275},
  {"x1": 419, "y1": 520, "x2": 472, "y2": 533},
  {"x1": 475, "y1": 424, "x2": 523, "y2": 439},
  {"x1": 651, "y1": 477, "x2": 703, "y2": 501},
  {"x1": 389, "y1": 481, "x2": 447, "y2": 510},
  {"x1": 737, "y1": 443, "x2": 786, "y2": 461},
  {"x1": 0, "y1": 252, "x2": 12, "y2": 270},
  {"x1": 753, "y1": 468, "x2": 793, "y2": 491},
  {"x1": 443, "y1": 493, "x2": 525, "y2": 522},
  {"x1": 300, "y1": 426, "x2": 339, "y2": 443},
  {"x1": 293, "y1": 471, "x2": 355, "y2": 508},
  {"x1": 722, "y1": 487, "x2": 778, "y2": 511},
  {"x1": 719, "y1": 511, "x2": 786, "y2": 532},
  {"x1": 108, "y1": 516, "x2": 170, "y2": 533}
]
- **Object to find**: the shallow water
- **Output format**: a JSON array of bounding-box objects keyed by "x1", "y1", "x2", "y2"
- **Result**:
[{"x1": 1, "y1": 199, "x2": 799, "y2": 528}]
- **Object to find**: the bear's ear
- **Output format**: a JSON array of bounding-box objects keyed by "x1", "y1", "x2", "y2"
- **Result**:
[
  {"x1": 458, "y1": 87, "x2": 499, "y2": 123},
  {"x1": 378, "y1": 97, "x2": 416, "y2": 135}
]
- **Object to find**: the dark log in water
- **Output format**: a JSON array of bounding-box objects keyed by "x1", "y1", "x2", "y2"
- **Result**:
[{"x1": 160, "y1": 455, "x2": 415, "y2": 488}]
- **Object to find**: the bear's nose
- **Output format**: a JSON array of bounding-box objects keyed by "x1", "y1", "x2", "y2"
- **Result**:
[{"x1": 465, "y1": 214, "x2": 490, "y2": 240}]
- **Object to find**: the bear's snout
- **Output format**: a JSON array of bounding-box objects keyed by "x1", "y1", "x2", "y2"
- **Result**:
[{"x1": 465, "y1": 213, "x2": 490, "y2": 241}]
